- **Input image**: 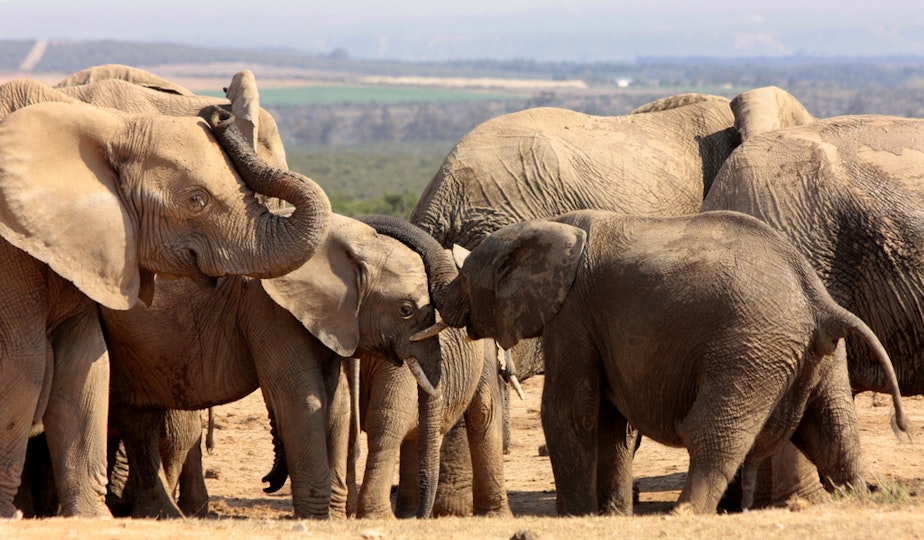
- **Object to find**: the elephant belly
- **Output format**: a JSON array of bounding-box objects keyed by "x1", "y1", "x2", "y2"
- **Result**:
[{"x1": 601, "y1": 383, "x2": 685, "y2": 448}]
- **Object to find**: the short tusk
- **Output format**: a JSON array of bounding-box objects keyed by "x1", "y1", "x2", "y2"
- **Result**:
[
  {"x1": 406, "y1": 357, "x2": 440, "y2": 398},
  {"x1": 410, "y1": 321, "x2": 448, "y2": 342},
  {"x1": 509, "y1": 375, "x2": 526, "y2": 401}
]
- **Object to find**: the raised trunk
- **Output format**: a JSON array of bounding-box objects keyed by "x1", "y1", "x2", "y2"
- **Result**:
[{"x1": 202, "y1": 106, "x2": 331, "y2": 278}]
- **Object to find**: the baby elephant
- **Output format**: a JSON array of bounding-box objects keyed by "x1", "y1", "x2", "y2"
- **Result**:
[{"x1": 416, "y1": 209, "x2": 909, "y2": 515}]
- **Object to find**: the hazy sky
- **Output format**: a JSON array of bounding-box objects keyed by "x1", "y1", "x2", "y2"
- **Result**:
[{"x1": 3, "y1": 0, "x2": 924, "y2": 61}]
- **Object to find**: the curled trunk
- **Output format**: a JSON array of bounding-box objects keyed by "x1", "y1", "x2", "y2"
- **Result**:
[
  {"x1": 354, "y1": 215, "x2": 468, "y2": 327},
  {"x1": 202, "y1": 106, "x2": 331, "y2": 278}
]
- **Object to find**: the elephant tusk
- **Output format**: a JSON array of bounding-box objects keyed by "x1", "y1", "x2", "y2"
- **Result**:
[
  {"x1": 509, "y1": 375, "x2": 526, "y2": 401},
  {"x1": 410, "y1": 321, "x2": 448, "y2": 342},
  {"x1": 406, "y1": 357, "x2": 440, "y2": 398}
]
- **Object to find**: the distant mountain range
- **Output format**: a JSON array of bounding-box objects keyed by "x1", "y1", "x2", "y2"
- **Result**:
[{"x1": 3, "y1": 39, "x2": 924, "y2": 92}]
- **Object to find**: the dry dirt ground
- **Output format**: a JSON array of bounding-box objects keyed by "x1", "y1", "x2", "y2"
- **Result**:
[{"x1": 4, "y1": 375, "x2": 924, "y2": 539}]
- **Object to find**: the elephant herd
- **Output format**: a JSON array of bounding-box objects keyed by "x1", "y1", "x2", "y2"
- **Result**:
[{"x1": 1, "y1": 65, "x2": 919, "y2": 521}]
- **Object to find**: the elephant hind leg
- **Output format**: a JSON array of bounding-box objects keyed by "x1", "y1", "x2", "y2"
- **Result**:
[{"x1": 675, "y1": 377, "x2": 780, "y2": 514}]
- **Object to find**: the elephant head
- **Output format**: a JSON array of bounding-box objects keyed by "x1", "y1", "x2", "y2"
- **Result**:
[
  {"x1": 412, "y1": 219, "x2": 587, "y2": 350},
  {"x1": 729, "y1": 86, "x2": 816, "y2": 141},
  {"x1": 0, "y1": 99, "x2": 330, "y2": 309}
]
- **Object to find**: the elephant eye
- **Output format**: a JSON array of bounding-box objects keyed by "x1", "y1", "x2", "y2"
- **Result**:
[
  {"x1": 398, "y1": 302, "x2": 415, "y2": 319},
  {"x1": 186, "y1": 191, "x2": 209, "y2": 213}
]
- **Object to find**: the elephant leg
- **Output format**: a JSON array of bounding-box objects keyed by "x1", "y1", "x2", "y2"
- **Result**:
[
  {"x1": 675, "y1": 377, "x2": 774, "y2": 514},
  {"x1": 43, "y1": 307, "x2": 112, "y2": 518},
  {"x1": 160, "y1": 410, "x2": 209, "y2": 518},
  {"x1": 395, "y1": 437, "x2": 421, "y2": 518},
  {"x1": 112, "y1": 406, "x2": 183, "y2": 518},
  {"x1": 792, "y1": 352, "x2": 864, "y2": 495},
  {"x1": 357, "y1": 361, "x2": 417, "y2": 518},
  {"x1": 464, "y1": 357, "x2": 510, "y2": 517},
  {"x1": 325, "y1": 360, "x2": 351, "y2": 519},
  {"x1": 595, "y1": 399, "x2": 636, "y2": 516},
  {"x1": 432, "y1": 420, "x2": 473, "y2": 517},
  {"x1": 176, "y1": 436, "x2": 209, "y2": 517},
  {"x1": 0, "y1": 346, "x2": 45, "y2": 517},
  {"x1": 540, "y1": 335, "x2": 601, "y2": 516},
  {"x1": 260, "y1": 358, "x2": 333, "y2": 519},
  {"x1": 15, "y1": 434, "x2": 59, "y2": 518}
]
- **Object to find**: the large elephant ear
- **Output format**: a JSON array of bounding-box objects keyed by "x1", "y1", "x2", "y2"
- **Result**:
[
  {"x1": 469, "y1": 220, "x2": 586, "y2": 349},
  {"x1": 224, "y1": 70, "x2": 259, "y2": 151},
  {"x1": 731, "y1": 86, "x2": 815, "y2": 141},
  {"x1": 0, "y1": 101, "x2": 146, "y2": 309},
  {"x1": 261, "y1": 215, "x2": 363, "y2": 357}
]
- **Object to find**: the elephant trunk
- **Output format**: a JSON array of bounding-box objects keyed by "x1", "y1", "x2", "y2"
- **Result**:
[
  {"x1": 203, "y1": 106, "x2": 331, "y2": 278},
  {"x1": 354, "y1": 215, "x2": 470, "y2": 327},
  {"x1": 416, "y1": 383, "x2": 444, "y2": 518}
]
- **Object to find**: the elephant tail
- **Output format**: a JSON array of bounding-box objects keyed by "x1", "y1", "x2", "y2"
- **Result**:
[{"x1": 820, "y1": 307, "x2": 911, "y2": 441}]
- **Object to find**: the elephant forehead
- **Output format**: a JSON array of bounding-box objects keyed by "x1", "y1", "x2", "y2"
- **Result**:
[{"x1": 377, "y1": 236, "x2": 429, "y2": 302}]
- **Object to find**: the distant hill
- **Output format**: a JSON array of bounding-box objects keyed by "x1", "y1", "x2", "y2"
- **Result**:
[{"x1": 5, "y1": 39, "x2": 924, "y2": 90}]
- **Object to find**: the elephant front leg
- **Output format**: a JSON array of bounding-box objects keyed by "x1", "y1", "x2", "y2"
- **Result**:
[
  {"x1": 0, "y1": 348, "x2": 46, "y2": 517},
  {"x1": 44, "y1": 310, "x2": 112, "y2": 517},
  {"x1": 540, "y1": 337, "x2": 601, "y2": 516},
  {"x1": 464, "y1": 364, "x2": 511, "y2": 517}
]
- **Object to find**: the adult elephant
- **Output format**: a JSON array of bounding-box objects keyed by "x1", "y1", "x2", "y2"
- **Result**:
[
  {"x1": 408, "y1": 92, "x2": 740, "y2": 504},
  {"x1": 97, "y1": 213, "x2": 462, "y2": 519},
  {"x1": 2, "y1": 66, "x2": 289, "y2": 172},
  {"x1": 0, "y1": 85, "x2": 331, "y2": 517},
  {"x1": 54, "y1": 63, "x2": 197, "y2": 95},
  {"x1": 701, "y1": 85, "x2": 924, "y2": 506},
  {"x1": 410, "y1": 209, "x2": 908, "y2": 515}
]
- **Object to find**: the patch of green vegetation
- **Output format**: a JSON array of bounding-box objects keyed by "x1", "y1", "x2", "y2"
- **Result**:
[
  {"x1": 202, "y1": 85, "x2": 524, "y2": 106},
  {"x1": 286, "y1": 141, "x2": 454, "y2": 218}
]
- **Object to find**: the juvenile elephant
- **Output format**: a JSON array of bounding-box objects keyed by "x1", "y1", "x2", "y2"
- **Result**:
[
  {"x1": 701, "y1": 85, "x2": 924, "y2": 506},
  {"x1": 411, "y1": 209, "x2": 908, "y2": 515},
  {"x1": 97, "y1": 213, "x2": 455, "y2": 519},
  {"x1": 409, "y1": 92, "x2": 741, "y2": 491},
  {"x1": 0, "y1": 85, "x2": 331, "y2": 517}
]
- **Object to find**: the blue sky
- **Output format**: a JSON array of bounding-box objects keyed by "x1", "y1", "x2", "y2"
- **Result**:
[{"x1": 2, "y1": 0, "x2": 924, "y2": 61}]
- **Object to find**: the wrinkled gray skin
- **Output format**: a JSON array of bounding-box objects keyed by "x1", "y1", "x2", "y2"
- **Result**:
[
  {"x1": 702, "y1": 85, "x2": 924, "y2": 508},
  {"x1": 426, "y1": 209, "x2": 908, "y2": 515},
  {"x1": 409, "y1": 92, "x2": 740, "y2": 505},
  {"x1": 97, "y1": 214, "x2": 448, "y2": 519},
  {"x1": 0, "y1": 79, "x2": 330, "y2": 517},
  {"x1": 355, "y1": 327, "x2": 509, "y2": 518},
  {"x1": 105, "y1": 409, "x2": 210, "y2": 518}
]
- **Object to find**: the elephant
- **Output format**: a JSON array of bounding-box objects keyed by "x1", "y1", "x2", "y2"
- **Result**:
[
  {"x1": 700, "y1": 85, "x2": 924, "y2": 506},
  {"x1": 2, "y1": 67, "x2": 289, "y2": 172},
  {"x1": 91, "y1": 212, "x2": 462, "y2": 519},
  {"x1": 0, "y1": 83, "x2": 332, "y2": 517},
  {"x1": 261, "y1": 283, "x2": 511, "y2": 518},
  {"x1": 54, "y1": 63, "x2": 196, "y2": 95},
  {"x1": 408, "y1": 208, "x2": 909, "y2": 515},
  {"x1": 408, "y1": 91, "x2": 741, "y2": 503}
]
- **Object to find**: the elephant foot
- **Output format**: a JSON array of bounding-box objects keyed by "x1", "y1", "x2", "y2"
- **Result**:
[{"x1": 59, "y1": 499, "x2": 113, "y2": 519}]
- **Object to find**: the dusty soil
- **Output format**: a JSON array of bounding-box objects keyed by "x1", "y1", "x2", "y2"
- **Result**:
[{"x1": 4, "y1": 375, "x2": 924, "y2": 539}]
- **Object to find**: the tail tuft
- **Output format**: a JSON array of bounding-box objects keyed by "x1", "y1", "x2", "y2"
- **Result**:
[{"x1": 890, "y1": 411, "x2": 913, "y2": 443}]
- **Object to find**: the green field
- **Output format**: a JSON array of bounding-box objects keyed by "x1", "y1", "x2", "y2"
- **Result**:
[
  {"x1": 286, "y1": 141, "x2": 453, "y2": 218},
  {"x1": 202, "y1": 85, "x2": 525, "y2": 106}
]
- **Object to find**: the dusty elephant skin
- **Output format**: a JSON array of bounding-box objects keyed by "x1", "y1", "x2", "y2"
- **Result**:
[
  {"x1": 87, "y1": 213, "x2": 459, "y2": 520},
  {"x1": 0, "y1": 75, "x2": 331, "y2": 518},
  {"x1": 423, "y1": 209, "x2": 909, "y2": 515},
  {"x1": 408, "y1": 92, "x2": 741, "y2": 488},
  {"x1": 701, "y1": 85, "x2": 924, "y2": 507}
]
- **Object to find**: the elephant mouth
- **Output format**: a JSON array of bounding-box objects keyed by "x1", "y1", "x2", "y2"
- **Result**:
[{"x1": 157, "y1": 249, "x2": 219, "y2": 290}]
